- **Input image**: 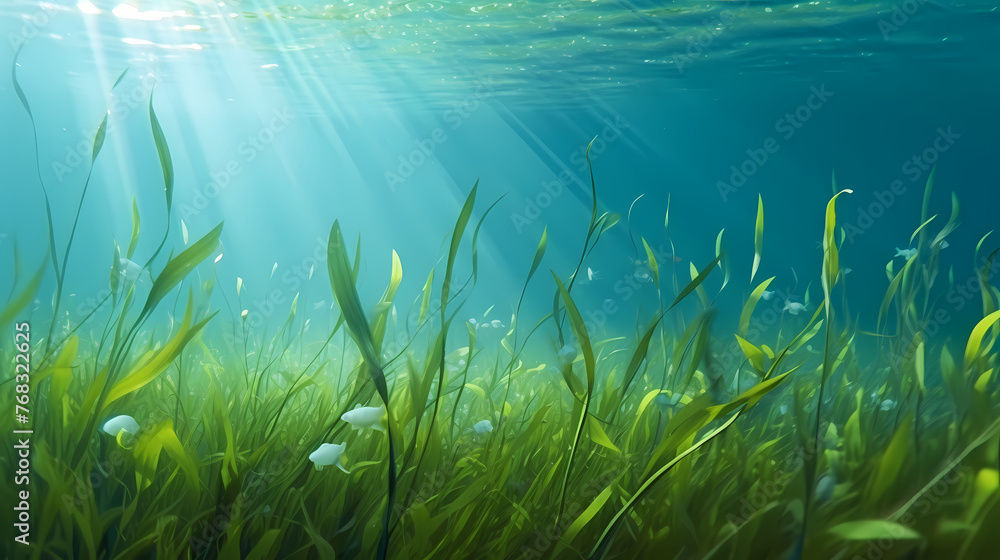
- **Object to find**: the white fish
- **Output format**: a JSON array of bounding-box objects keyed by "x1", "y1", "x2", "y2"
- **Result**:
[
  {"x1": 895, "y1": 247, "x2": 918, "y2": 259},
  {"x1": 237, "y1": 276, "x2": 244, "y2": 295},
  {"x1": 119, "y1": 258, "x2": 141, "y2": 284},
  {"x1": 783, "y1": 301, "x2": 806, "y2": 315},
  {"x1": 308, "y1": 442, "x2": 350, "y2": 473},
  {"x1": 479, "y1": 322, "x2": 490, "y2": 329},
  {"x1": 879, "y1": 399, "x2": 896, "y2": 411},
  {"x1": 102, "y1": 415, "x2": 140, "y2": 437},
  {"x1": 473, "y1": 420, "x2": 493, "y2": 434},
  {"x1": 587, "y1": 267, "x2": 600, "y2": 281},
  {"x1": 341, "y1": 405, "x2": 386, "y2": 432},
  {"x1": 214, "y1": 253, "x2": 224, "y2": 264},
  {"x1": 241, "y1": 309, "x2": 248, "y2": 318},
  {"x1": 761, "y1": 290, "x2": 775, "y2": 301},
  {"x1": 557, "y1": 344, "x2": 576, "y2": 367},
  {"x1": 490, "y1": 319, "x2": 504, "y2": 328},
  {"x1": 779, "y1": 404, "x2": 788, "y2": 415},
  {"x1": 469, "y1": 318, "x2": 477, "y2": 326}
]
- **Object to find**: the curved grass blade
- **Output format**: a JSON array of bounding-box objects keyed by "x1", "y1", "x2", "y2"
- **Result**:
[
  {"x1": 667, "y1": 255, "x2": 722, "y2": 313},
  {"x1": 739, "y1": 277, "x2": 775, "y2": 337},
  {"x1": 128, "y1": 196, "x2": 141, "y2": 259},
  {"x1": 963, "y1": 309, "x2": 1000, "y2": 370},
  {"x1": 139, "y1": 222, "x2": 224, "y2": 323},
  {"x1": 442, "y1": 181, "x2": 478, "y2": 305},
  {"x1": 143, "y1": 91, "x2": 176, "y2": 268},
  {"x1": 641, "y1": 237, "x2": 659, "y2": 286},
  {"x1": 552, "y1": 273, "x2": 596, "y2": 526},
  {"x1": 327, "y1": 221, "x2": 396, "y2": 560},
  {"x1": 11, "y1": 45, "x2": 60, "y2": 288},
  {"x1": 751, "y1": 194, "x2": 763, "y2": 283}
]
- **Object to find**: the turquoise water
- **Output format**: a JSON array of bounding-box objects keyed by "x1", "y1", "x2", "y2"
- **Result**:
[
  {"x1": 3, "y1": 0, "x2": 998, "y2": 333},
  {"x1": 2, "y1": 1, "x2": 999, "y2": 558}
]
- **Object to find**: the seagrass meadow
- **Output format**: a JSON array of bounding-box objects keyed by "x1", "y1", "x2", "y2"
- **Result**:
[{"x1": 2, "y1": 1, "x2": 1000, "y2": 560}]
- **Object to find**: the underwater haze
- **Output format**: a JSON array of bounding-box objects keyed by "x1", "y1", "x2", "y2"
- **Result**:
[{"x1": 1, "y1": 1, "x2": 999, "y2": 559}]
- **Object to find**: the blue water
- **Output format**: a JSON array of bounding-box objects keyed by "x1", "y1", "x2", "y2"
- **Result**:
[{"x1": 1, "y1": 0, "x2": 998, "y2": 343}]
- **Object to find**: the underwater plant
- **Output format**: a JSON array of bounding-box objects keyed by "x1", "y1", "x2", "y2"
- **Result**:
[{"x1": 2, "y1": 58, "x2": 1000, "y2": 560}]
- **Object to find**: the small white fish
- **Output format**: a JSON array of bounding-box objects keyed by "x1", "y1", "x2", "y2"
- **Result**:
[
  {"x1": 761, "y1": 290, "x2": 775, "y2": 301},
  {"x1": 237, "y1": 277, "x2": 244, "y2": 295},
  {"x1": 479, "y1": 322, "x2": 490, "y2": 329},
  {"x1": 783, "y1": 301, "x2": 806, "y2": 315},
  {"x1": 308, "y1": 442, "x2": 350, "y2": 473},
  {"x1": 271, "y1": 262, "x2": 278, "y2": 278},
  {"x1": 181, "y1": 219, "x2": 189, "y2": 244},
  {"x1": 895, "y1": 247, "x2": 918, "y2": 259},
  {"x1": 557, "y1": 344, "x2": 576, "y2": 367},
  {"x1": 341, "y1": 405, "x2": 386, "y2": 432},
  {"x1": 879, "y1": 399, "x2": 896, "y2": 411},
  {"x1": 119, "y1": 258, "x2": 141, "y2": 284},
  {"x1": 241, "y1": 309, "x2": 248, "y2": 318},
  {"x1": 587, "y1": 267, "x2": 600, "y2": 281},
  {"x1": 935, "y1": 240, "x2": 950, "y2": 249},
  {"x1": 214, "y1": 253, "x2": 224, "y2": 264},
  {"x1": 842, "y1": 268, "x2": 852, "y2": 276},
  {"x1": 473, "y1": 420, "x2": 493, "y2": 434},
  {"x1": 779, "y1": 404, "x2": 788, "y2": 415},
  {"x1": 490, "y1": 319, "x2": 504, "y2": 328},
  {"x1": 102, "y1": 415, "x2": 140, "y2": 437},
  {"x1": 469, "y1": 318, "x2": 477, "y2": 326}
]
